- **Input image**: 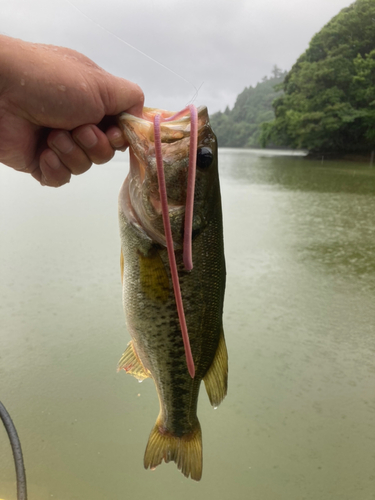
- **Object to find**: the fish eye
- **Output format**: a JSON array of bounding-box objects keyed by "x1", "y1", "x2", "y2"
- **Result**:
[{"x1": 196, "y1": 147, "x2": 213, "y2": 170}]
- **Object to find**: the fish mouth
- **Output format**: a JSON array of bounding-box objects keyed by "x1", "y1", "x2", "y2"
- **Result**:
[{"x1": 118, "y1": 106, "x2": 208, "y2": 247}]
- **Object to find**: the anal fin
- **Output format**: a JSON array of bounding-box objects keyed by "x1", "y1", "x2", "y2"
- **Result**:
[
  {"x1": 203, "y1": 328, "x2": 228, "y2": 407},
  {"x1": 117, "y1": 341, "x2": 150, "y2": 381}
]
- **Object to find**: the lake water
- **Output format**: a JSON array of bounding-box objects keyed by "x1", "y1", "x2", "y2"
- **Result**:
[{"x1": 1, "y1": 149, "x2": 375, "y2": 500}]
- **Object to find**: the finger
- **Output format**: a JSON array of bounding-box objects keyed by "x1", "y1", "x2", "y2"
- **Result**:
[
  {"x1": 105, "y1": 125, "x2": 128, "y2": 152},
  {"x1": 38, "y1": 149, "x2": 72, "y2": 187},
  {"x1": 48, "y1": 130, "x2": 92, "y2": 175},
  {"x1": 72, "y1": 124, "x2": 115, "y2": 165}
]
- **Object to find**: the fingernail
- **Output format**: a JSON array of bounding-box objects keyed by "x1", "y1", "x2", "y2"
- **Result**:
[
  {"x1": 76, "y1": 127, "x2": 98, "y2": 149},
  {"x1": 111, "y1": 131, "x2": 124, "y2": 147},
  {"x1": 53, "y1": 133, "x2": 74, "y2": 154},
  {"x1": 44, "y1": 150, "x2": 61, "y2": 170}
]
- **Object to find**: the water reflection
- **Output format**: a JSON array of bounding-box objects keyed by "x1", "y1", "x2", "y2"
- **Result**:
[
  {"x1": 220, "y1": 148, "x2": 375, "y2": 288},
  {"x1": 220, "y1": 148, "x2": 375, "y2": 194},
  {"x1": 1, "y1": 151, "x2": 375, "y2": 500}
]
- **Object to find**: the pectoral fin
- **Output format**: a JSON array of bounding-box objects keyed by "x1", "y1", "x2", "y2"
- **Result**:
[
  {"x1": 203, "y1": 328, "x2": 228, "y2": 407},
  {"x1": 117, "y1": 341, "x2": 150, "y2": 380},
  {"x1": 120, "y1": 249, "x2": 124, "y2": 285},
  {"x1": 138, "y1": 249, "x2": 170, "y2": 303}
]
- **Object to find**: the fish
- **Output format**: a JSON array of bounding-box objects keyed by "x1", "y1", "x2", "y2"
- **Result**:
[{"x1": 117, "y1": 105, "x2": 227, "y2": 481}]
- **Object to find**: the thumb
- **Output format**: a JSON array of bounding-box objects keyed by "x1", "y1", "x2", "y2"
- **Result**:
[{"x1": 100, "y1": 74, "x2": 144, "y2": 118}]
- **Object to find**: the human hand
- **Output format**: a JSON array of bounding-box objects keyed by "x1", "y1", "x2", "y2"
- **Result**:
[{"x1": 0, "y1": 35, "x2": 144, "y2": 187}]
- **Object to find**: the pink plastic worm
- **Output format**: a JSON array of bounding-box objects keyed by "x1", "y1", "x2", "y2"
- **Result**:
[
  {"x1": 160, "y1": 104, "x2": 198, "y2": 270},
  {"x1": 153, "y1": 105, "x2": 198, "y2": 378},
  {"x1": 183, "y1": 105, "x2": 198, "y2": 271}
]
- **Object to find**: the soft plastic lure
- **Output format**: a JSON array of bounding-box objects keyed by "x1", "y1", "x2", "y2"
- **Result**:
[{"x1": 153, "y1": 105, "x2": 198, "y2": 378}]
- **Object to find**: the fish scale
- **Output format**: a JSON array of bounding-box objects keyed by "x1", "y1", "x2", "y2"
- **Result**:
[{"x1": 117, "y1": 106, "x2": 227, "y2": 480}]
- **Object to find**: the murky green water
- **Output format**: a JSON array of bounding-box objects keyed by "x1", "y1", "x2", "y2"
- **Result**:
[{"x1": 1, "y1": 149, "x2": 375, "y2": 500}]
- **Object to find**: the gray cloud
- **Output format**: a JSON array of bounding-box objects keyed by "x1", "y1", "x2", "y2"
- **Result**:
[{"x1": 2, "y1": 0, "x2": 354, "y2": 113}]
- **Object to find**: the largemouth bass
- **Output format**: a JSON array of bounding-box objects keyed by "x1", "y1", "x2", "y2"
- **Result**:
[{"x1": 117, "y1": 105, "x2": 227, "y2": 481}]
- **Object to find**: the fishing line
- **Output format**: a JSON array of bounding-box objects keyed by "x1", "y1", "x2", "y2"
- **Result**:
[
  {"x1": 0, "y1": 401, "x2": 28, "y2": 500},
  {"x1": 64, "y1": 0, "x2": 203, "y2": 104},
  {"x1": 184, "y1": 81, "x2": 204, "y2": 108}
]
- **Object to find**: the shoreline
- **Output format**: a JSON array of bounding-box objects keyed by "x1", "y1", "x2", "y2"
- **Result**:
[{"x1": 306, "y1": 152, "x2": 375, "y2": 164}]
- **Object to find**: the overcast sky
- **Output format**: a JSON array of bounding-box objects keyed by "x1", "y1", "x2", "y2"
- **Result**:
[{"x1": 2, "y1": 0, "x2": 354, "y2": 114}]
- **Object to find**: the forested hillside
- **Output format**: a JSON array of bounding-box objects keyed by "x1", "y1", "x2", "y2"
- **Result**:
[
  {"x1": 260, "y1": 0, "x2": 375, "y2": 155},
  {"x1": 210, "y1": 66, "x2": 287, "y2": 148}
]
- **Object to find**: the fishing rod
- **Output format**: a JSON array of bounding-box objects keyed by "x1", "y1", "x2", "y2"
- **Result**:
[{"x1": 0, "y1": 401, "x2": 28, "y2": 500}]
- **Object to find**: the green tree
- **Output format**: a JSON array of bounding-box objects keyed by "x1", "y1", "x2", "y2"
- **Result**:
[
  {"x1": 271, "y1": 65, "x2": 283, "y2": 79},
  {"x1": 260, "y1": 0, "x2": 375, "y2": 154},
  {"x1": 210, "y1": 69, "x2": 286, "y2": 148}
]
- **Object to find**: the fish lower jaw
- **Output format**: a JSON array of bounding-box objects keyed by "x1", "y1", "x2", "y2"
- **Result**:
[
  {"x1": 137, "y1": 218, "x2": 183, "y2": 250},
  {"x1": 148, "y1": 196, "x2": 185, "y2": 224}
]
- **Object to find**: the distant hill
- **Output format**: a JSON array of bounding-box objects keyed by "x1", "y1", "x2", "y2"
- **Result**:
[
  {"x1": 210, "y1": 66, "x2": 287, "y2": 148},
  {"x1": 260, "y1": 0, "x2": 375, "y2": 156}
]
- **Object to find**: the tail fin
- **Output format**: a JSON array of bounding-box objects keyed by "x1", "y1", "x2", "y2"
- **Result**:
[{"x1": 144, "y1": 418, "x2": 202, "y2": 481}]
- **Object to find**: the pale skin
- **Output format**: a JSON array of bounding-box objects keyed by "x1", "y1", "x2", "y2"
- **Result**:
[{"x1": 0, "y1": 34, "x2": 144, "y2": 187}]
